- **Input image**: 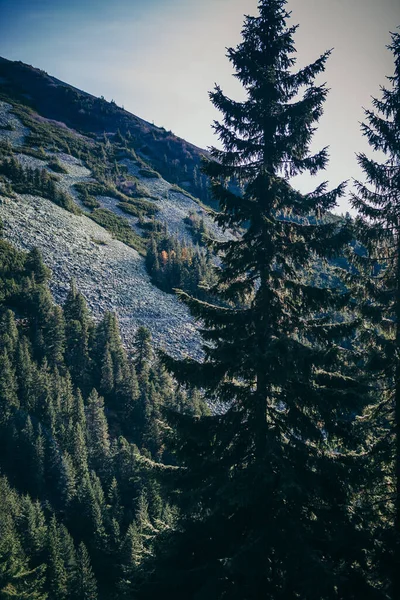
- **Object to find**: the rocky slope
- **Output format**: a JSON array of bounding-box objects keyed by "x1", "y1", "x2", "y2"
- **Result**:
[
  {"x1": 0, "y1": 56, "x2": 212, "y2": 205},
  {"x1": 1, "y1": 191, "x2": 201, "y2": 358},
  {"x1": 0, "y1": 90, "x2": 226, "y2": 358}
]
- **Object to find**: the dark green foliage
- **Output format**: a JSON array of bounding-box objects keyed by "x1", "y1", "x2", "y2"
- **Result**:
[
  {"x1": 73, "y1": 182, "x2": 157, "y2": 218},
  {"x1": 0, "y1": 13, "x2": 397, "y2": 600},
  {"x1": 74, "y1": 543, "x2": 98, "y2": 600},
  {"x1": 348, "y1": 31, "x2": 400, "y2": 599},
  {"x1": 89, "y1": 208, "x2": 147, "y2": 255},
  {"x1": 138, "y1": 168, "x2": 160, "y2": 179},
  {"x1": 78, "y1": 187, "x2": 101, "y2": 210},
  {"x1": 139, "y1": 2, "x2": 374, "y2": 598},
  {"x1": 0, "y1": 122, "x2": 15, "y2": 131},
  {"x1": 0, "y1": 478, "x2": 47, "y2": 599},
  {"x1": 48, "y1": 158, "x2": 68, "y2": 174},
  {"x1": 183, "y1": 210, "x2": 208, "y2": 246},
  {"x1": 0, "y1": 155, "x2": 78, "y2": 213},
  {"x1": 145, "y1": 228, "x2": 216, "y2": 300},
  {"x1": 117, "y1": 199, "x2": 157, "y2": 218},
  {"x1": 133, "y1": 326, "x2": 152, "y2": 378},
  {"x1": 0, "y1": 237, "x2": 205, "y2": 599}
]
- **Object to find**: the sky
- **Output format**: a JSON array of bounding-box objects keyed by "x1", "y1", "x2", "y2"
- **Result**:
[{"x1": 0, "y1": 0, "x2": 399, "y2": 213}]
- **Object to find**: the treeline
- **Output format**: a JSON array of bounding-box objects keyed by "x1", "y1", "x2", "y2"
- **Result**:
[
  {"x1": 144, "y1": 221, "x2": 216, "y2": 300},
  {"x1": 0, "y1": 155, "x2": 77, "y2": 213},
  {"x1": 131, "y1": 2, "x2": 400, "y2": 599},
  {"x1": 0, "y1": 230, "x2": 207, "y2": 599},
  {"x1": 183, "y1": 211, "x2": 208, "y2": 247},
  {"x1": 1, "y1": 1, "x2": 399, "y2": 598}
]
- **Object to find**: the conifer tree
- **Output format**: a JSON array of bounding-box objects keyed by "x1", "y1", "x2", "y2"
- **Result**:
[
  {"x1": 118, "y1": 523, "x2": 144, "y2": 596},
  {"x1": 133, "y1": 327, "x2": 152, "y2": 377},
  {"x1": 0, "y1": 479, "x2": 47, "y2": 600},
  {"x1": 100, "y1": 345, "x2": 114, "y2": 396},
  {"x1": 116, "y1": 361, "x2": 139, "y2": 425},
  {"x1": 57, "y1": 525, "x2": 78, "y2": 598},
  {"x1": 16, "y1": 337, "x2": 37, "y2": 413},
  {"x1": 18, "y1": 496, "x2": 48, "y2": 564},
  {"x1": 0, "y1": 310, "x2": 18, "y2": 356},
  {"x1": 74, "y1": 543, "x2": 98, "y2": 600},
  {"x1": 71, "y1": 423, "x2": 89, "y2": 481},
  {"x1": 45, "y1": 305, "x2": 66, "y2": 368},
  {"x1": 0, "y1": 350, "x2": 18, "y2": 423},
  {"x1": 59, "y1": 452, "x2": 77, "y2": 508},
  {"x1": 349, "y1": 30, "x2": 400, "y2": 599},
  {"x1": 25, "y1": 248, "x2": 50, "y2": 285},
  {"x1": 143, "y1": 1, "x2": 372, "y2": 598},
  {"x1": 47, "y1": 517, "x2": 68, "y2": 600},
  {"x1": 85, "y1": 389, "x2": 110, "y2": 473},
  {"x1": 63, "y1": 281, "x2": 91, "y2": 390}
]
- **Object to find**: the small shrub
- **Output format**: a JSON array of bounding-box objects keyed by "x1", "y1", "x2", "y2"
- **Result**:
[
  {"x1": 48, "y1": 158, "x2": 68, "y2": 174},
  {"x1": 89, "y1": 208, "x2": 146, "y2": 255},
  {"x1": 91, "y1": 237, "x2": 107, "y2": 246},
  {"x1": 139, "y1": 168, "x2": 160, "y2": 179}
]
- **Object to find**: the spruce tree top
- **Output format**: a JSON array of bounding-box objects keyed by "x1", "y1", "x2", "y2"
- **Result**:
[
  {"x1": 166, "y1": 0, "x2": 350, "y2": 401},
  {"x1": 352, "y1": 30, "x2": 400, "y2": 242},
  {"x1": 199, "y1": 0, "x2": 348, "y2": 306}
]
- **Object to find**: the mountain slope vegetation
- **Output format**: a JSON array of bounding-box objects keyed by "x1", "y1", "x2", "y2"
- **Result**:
[{"x1": 1, "y1": 0, "x2": 399, "y2": 596}]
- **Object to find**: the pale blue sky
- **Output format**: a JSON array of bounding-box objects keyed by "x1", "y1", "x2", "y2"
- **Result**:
[{"x1": 0, "y1": 0, "x2": 399, "y2": 213}]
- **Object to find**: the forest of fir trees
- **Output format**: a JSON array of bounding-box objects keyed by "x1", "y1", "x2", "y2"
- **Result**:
[{"x1": 0, "y1": 0, "x2": 400, "y2": 598}]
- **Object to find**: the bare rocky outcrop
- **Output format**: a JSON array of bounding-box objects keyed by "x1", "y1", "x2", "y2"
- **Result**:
[
  {"x1": 1, "y1": 192, "x2": 202, "y2": 358},
  {"x1": 0, "y1": 99, "x2": 207, "y2": 357}
]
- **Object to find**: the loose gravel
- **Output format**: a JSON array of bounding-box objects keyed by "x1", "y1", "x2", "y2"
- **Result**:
[
  {"x1": 0, "y1": 99, "x2": 231, "y2": 358},
  {"x1": 1, "y1": 193, "x2": 202, "y2": 358}
]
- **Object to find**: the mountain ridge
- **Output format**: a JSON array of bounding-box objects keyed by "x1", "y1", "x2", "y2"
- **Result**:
[
  {"x1": 0, "y1": 55, "x2": 213, "y2": 206},
  {"x1": 0, "y1": 58, "x2": 228, "y2": 358}
]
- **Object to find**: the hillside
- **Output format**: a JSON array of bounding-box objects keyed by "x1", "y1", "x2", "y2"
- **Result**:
[
  {"x1": 0, "y1": 55, "x2": 224, "y2": 600},
  {"x1": 0, "y1": 56, "x2": 213, "y2": 205},
  {"x1": 0, "y1": 58, "x2": 231, "y2": 357}
]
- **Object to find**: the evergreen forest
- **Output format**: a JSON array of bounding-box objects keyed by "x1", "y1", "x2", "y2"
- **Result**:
[{"x1": 0, "y1": 1, "x2": 399, "y2": 598}]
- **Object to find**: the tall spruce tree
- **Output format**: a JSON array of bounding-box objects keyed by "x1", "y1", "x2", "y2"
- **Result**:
[
  {"x1": 141, "y1": 1, "x2": 374, "y2": 598},
  {"x1": 349, "y1": 30, "x2": 400, "y2": 600}
]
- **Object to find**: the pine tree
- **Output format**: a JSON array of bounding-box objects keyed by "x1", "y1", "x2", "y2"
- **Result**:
[
  {"x1": 45, "y1": 305, "x2": 65, "y2": 368},
  {"x1": 0, "y1": 350, "x2": 18, "y2": 423},
  {"x1": 18, "y1": 496, "x2": 48, "y2": 564},
  {"x1": 116, "y1": 361, "x2": 139, "y2": 426},
  {"x1": 349, "y1": 30, "x2": 400, "y2": 599},
  {"x1": 74, "y1": 543, "x2": 98, "y2": 600},
  {"x1": 59, "y1": 452, "x2": 77, "y2": 509},
  {"x1": 118, "y1": 523, "x2": 144, "y2": 596},
  {"x1": 47, "y1": 517, "x2": 68, "y2": 600},
  {"x1": 0, "y1": 310, "x2": 18, "y2": 357},
  {"x1": 15, "y1": 336, "x2": 37, "y2": 413},
  {"x1": 133, "y1": 327, "x2": 152, "y2": 377},
  {"x1": 57, "y1": 525, "x2": 78, "y2": 597},
  {"x1": 64, "y1": 281, "x2": 91, "y2": 390},
  {"x1": 0, "y1": 479, "x2": 47, "y2": 600},
  {"x1": 142, "y1": 1, "x2": 372, "y2": 598},
  {"x1": 100, "y1": 345, "x2": 114, "y2": 397},
  {"x1": 85, "y1": 389, "x2": 110, "y2": 473},
  {"x1": 107, "y1": 477, "x2": 123, "y2": 524},
  {"x1": 71, "y1": 423, "x2": 89, "y2": 480},
  {"x1": 73, "y1": 389, "x2": 87, "y2": 428},
  {"x1": 25, "y1": 248, "x2": 50, "y2": 285}
]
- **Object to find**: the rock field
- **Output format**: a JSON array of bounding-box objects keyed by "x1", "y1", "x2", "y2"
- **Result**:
[
  {"x1": 2, "y1": 192, "x2": 202, "y2": 358},
  {"x1": 0, "y1": 99, "x2": 206, "y2": 358}
]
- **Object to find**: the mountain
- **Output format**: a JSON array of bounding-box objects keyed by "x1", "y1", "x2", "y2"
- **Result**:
[
  {"x1": 0, "y1": 56, "x2": 227, "y2": 358},
  {"x1": 0, "y1": 56, "x2": 213, "y2": 205}
]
